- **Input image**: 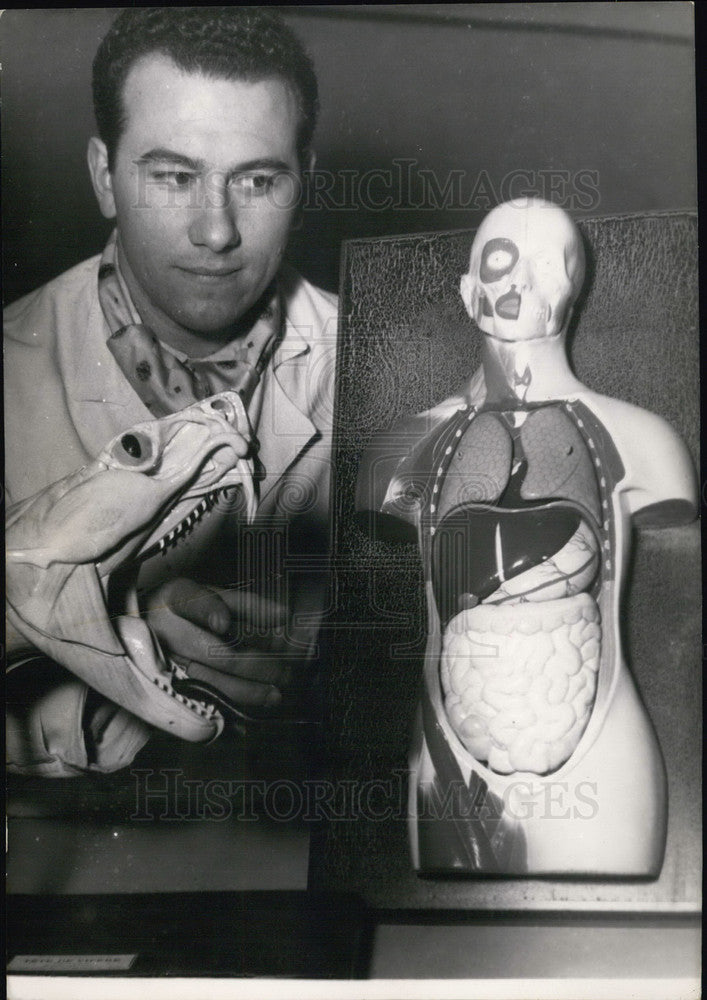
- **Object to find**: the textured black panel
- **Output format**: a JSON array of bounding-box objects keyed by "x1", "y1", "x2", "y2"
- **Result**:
[{"x1": 312, "y1": 213, "x2": 701, "y2": 910}]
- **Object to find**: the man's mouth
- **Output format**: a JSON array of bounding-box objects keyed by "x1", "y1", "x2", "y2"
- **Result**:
[
  {"x1": 495, "y1": 290, "x2": 521, "y2": 320},
  {"x1": 178, "y1": 265, "x2": 242, "y2": 279}
]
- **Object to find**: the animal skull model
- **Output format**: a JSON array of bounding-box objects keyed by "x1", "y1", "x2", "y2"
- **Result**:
[
  {"x1": 460, "y1": 198, "x2": 586, "y2": 342},
  {"x1": 6, "y1": 392, "x2": 256, "y2": 744}
]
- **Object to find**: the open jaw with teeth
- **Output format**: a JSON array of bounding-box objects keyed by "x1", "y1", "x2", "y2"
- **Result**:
[{"x1": 6, "y1": 391, "x2": 257, "y2": 743}]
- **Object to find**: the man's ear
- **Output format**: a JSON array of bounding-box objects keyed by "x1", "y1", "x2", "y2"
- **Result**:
[{"x1": 87, "y1": 137, "x2": 117, "y2": 219}]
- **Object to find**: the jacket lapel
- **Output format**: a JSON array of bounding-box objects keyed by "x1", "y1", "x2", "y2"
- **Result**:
[
  {"x1": 65, "y1": 290, "x2": 155, "y2": 456},
  {"x1": 255, "y1": 329, "x2": 319, "y2": 506}
]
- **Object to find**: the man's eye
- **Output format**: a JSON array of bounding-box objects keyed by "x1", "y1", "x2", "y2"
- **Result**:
[
  {"x1": 152, "y1": 171, "x2": 196, "y2": 187},
  {"x1": 232, "y1": 174, "x2": 276, "y2": 195}
]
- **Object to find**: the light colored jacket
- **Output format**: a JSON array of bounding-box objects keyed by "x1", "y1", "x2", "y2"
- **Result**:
[{"x1": 5, "y1": 255, "x2": 338, "y2": 775}]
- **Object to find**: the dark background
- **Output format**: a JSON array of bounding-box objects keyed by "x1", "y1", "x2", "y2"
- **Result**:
[{"x1": 1, "y1": 3, "x2": 696, "y2": 303}]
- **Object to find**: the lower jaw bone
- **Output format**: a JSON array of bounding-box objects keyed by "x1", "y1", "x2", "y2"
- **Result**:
[{"x1": 440, "y1": 592, "x2": 601, "y2": 775}]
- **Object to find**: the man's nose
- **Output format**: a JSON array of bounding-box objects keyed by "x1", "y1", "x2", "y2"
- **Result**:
[{"x1": 188, "y1": 179, "x2": 241, "y2": 253}]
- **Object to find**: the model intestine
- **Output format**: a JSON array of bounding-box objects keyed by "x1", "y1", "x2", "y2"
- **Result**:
[{"x1": 441, "y1": 594, "x2": 601, "y2": 774}]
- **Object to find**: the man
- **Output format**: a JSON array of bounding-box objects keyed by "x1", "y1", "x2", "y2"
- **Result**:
[{"x1": 5, "y1": 8, "x2": 337, "y2": 775}]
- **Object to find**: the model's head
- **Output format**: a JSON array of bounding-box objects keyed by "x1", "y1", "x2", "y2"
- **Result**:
[
  {"x1": 460, "y1": 198, "x2": 585, "y2": 342},
  {"x1": 92, "y1": 7, "x2": 319, "y2": 172}
]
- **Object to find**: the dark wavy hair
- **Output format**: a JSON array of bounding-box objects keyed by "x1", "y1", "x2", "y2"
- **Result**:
[{"x1": 92, "y1": 7, "x2": 319, "y2": 170}]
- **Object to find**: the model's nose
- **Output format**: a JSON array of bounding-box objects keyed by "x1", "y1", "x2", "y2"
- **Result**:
[{"x1": 511, "y1": 257, "x2": 533, "y2": 290}]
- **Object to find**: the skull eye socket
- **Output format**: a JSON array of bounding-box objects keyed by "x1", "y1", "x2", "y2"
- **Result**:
[
  {"x1": 113, "y1": 430, "x2": 154, "y2": 467},
  {"x1": 480, "y1": 238, "x2": 519, "y2": 283},
  {"x1": 486, "y1": 249, "x2": 514, "y2": 271}
]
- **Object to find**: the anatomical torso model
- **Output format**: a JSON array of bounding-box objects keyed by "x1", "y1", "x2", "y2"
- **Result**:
[{"x1": 357, "y1": 200, "x2": 696, "y2": 876}]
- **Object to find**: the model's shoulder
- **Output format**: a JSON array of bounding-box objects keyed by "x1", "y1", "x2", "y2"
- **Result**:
[
  {"x1": 573, "y1": 389, "x2": 683, "y2": 446},
  {"x1": 4, "y1": 256, "x2": 101, "y2": 346},
  {"x1": 571, "y1": 389, "x2": 696, "y2": 520}
]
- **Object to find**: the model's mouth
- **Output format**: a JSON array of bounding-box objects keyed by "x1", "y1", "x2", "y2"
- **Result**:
[{"x1": 495, "y1": 290, "x2": 521, "y2": 320}]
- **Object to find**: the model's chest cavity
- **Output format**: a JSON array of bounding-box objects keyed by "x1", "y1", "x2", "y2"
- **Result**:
[{"x1": 432, "y1": 406, "x2": 603, "y2": 626}]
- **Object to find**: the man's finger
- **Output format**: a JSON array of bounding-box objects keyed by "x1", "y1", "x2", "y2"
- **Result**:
[
  {"x1": 182, "y1": 659, "x2": 282, "y2": 708},
  {"x1": 146, "y1": 578, "x2": 232, "y2": 635},
  {"x1": 216, "y1": 589, "x2": 288, "y2": 627},
  {"x1": 200, "y1": 648, "x2": 292, "y2": 688},
  {"x1": 152, "y1": 609, "x2": 290, "y2": 686}
]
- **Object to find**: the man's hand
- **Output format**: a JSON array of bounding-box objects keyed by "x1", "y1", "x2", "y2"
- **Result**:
[{"x1": 140, "y1": 578, "x2": 289, "y2": 708}]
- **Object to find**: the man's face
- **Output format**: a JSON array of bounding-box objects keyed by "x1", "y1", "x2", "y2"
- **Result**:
[{"x1": 91, "y1": 55, "x2": 303, "y2": 353}]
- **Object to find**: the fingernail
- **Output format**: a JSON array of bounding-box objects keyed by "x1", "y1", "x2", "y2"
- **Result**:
[
  {"x1": 209, "y1": 611, "x2": 229, "y2": 635},
  {"x1": 265, "y1": 687, "x2": 282, "y2": 707}
]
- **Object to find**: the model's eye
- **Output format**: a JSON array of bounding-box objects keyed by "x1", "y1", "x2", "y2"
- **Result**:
[
  {"x1": 486, "y1": 249, "x2": 514, "y2": 271},
  {"x1": 112, "y1": 430, "x2": 154, "y2": 467},
  {"x1": 121, "y1": 434, "x2": 142, "y2": 458},
  {"x1": 209, "y1": 396, "x2": 236, "y2": 424},
  {"x1": 480, "y1": 238, "x2": 519, "y2": 283},
  {"x1": 534, "y1": 255, "x2": 556, "y2": 274}
]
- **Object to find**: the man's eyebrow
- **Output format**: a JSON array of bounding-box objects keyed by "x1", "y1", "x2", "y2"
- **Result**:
[
  {"x1": 134, "y1": 149, "x2": 205, "y2": 171},
  {"x1": 227, "y1": 157, "x2": 294, "y2": 175},
  {"x1": 134, "y1": 150, "x2": 294, "y2": 177}
]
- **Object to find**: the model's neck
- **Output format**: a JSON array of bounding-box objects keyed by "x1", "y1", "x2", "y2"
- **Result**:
[{"x1": 479, "y1": 331, "x2": 584, "y2": 406}]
